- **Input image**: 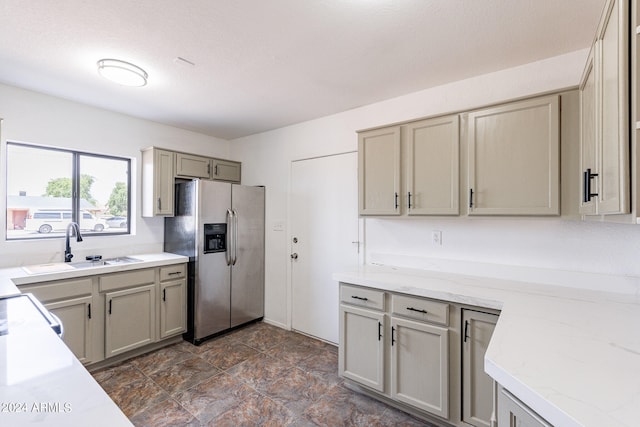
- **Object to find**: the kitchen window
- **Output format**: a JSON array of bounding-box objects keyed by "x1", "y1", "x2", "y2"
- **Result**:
[{"x1": 5, "y1": 142, "x2": 131, "y2": 240}]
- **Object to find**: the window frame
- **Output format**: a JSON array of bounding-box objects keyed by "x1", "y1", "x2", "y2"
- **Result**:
[{"x1": 6, "y1": 141, "x2": 132, "y2": 240}]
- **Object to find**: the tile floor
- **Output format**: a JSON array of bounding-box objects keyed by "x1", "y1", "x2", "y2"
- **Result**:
[{"x1": 92, "y1": 322, "x2": 436, "y2": 426}]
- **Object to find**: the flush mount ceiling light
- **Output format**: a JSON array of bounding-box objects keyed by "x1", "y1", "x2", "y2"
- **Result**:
[{"x1": 97, "y1": 59, "x2": 148, "y2": 87}]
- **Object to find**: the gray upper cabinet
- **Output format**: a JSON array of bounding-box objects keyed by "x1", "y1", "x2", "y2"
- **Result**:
[
  {"x1": 580, "y1": 46, "x2": 598, "y2": 215},
  {"x1": 467, "y1": 95, "x2": 560, "y2": 215},
  {"x1": 580, "y1": 0, "x2": 630, "y2": 215},
  {"x1": 405, "y1": 115, "x2": 459, "y2": 215},
  {"x1": 141, "y1": 147, "x2": 174, "y2": 217},
  {"x1": 142, "y1": 147, "x2": 242, "y2": 217},
  {"x1": 211, "y1": 158, "x2": 241, "y2": 183},
  {"x1": 358, "y1": 119, "x2": 459, "y2": 217},
  {"x1": 358, "y1": 126, "x2": 401, "y2": 215},
  {"x1": 175, "y1": 152, "x2": 211, "y2": 179}
]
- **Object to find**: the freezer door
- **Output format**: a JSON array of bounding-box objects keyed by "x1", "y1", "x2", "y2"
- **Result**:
[
  {"x1": 230, "y1": 185, "x2": 265, "y2": 327},
  {"x1": 194, "y1": 180, "x2": 232, "y2": 339}
]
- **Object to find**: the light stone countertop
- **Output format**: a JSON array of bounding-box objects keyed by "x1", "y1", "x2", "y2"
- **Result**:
[
  {"x1": 333, "y1": 264, "x2": 640, "y2": 427},
  {"x1": 0, "y1": 252, "x2": 188, "y2": 426}
]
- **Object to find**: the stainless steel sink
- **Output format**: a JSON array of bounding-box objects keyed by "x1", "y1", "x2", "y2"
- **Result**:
[
  {"x1": 69, "y1": 260, "x2": 108, "y2": 269},
  {"x1": 104, "y1": 256, "x2": 142, "y2": 264},
  {"x1": 70, "y1": 256, "x2": 142, "y2": 269}
]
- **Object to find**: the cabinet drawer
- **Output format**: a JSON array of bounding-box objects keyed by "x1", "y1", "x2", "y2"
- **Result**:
[
  {"x1": 99, "y1": 268, "x2": 155, "y2": 292},
  {"x1": 160, "y1": 264, "x2": 186, "y2": 282},
  {"x1": 20, "y1": 278, "x2": 93, "y2": 303},
  {"x1": 340, "y1": 284, "x2": 385, "y2": 311},
  {"x1": 391, "y1": 294, "x2": 448, "y2": 326}
]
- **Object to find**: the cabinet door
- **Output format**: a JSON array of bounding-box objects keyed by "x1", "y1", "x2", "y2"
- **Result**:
[
  {"x1": 45, "y1": 296, "x2": 93, "y2": 364},
  {"x1": 143, "y1": 148, "x2": 174, "y2": 216},
  {"x1": 498, "y1": 386, "x2": 552, "y2": 427},
  {"x1": 339, "y1": 304, "x2": 385, "y2": 392},
  {"x1": 597, "y1": 0, "x2": 630, "y2": 214},
  {"x1": 391, "y1": 317, "x2": 449, "y2": 419},
  {"x1": 160, "y1": 279, "x2": 186, "y2": 338},
  {"x1": 468, "y1": 96, "x2": 559, "y2": 215},
  {"x1": 175, "y1": 153, "x2": 211, "y2": 179},
  {"x1": 462, "y1": 310, "x2": 498, "y2": 427},
  {"x1": 405, "y1": 115, "x2": 459, "y2": 215},
  {"x1": 580, "y1": 45, "x2": 598, "y2": 215},
  {"x1": 212, "y1": 159, "x2": 241, "y2": 183},
  {"x1": 358, "y1": 127, "x2": 401, "y2": 215},
  {"x1": 105, "y1": 284, "x2": 156, "y2": 358}
]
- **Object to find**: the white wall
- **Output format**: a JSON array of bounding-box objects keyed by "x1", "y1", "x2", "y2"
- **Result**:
[
  {"x1": 0, "y1": 83, "x2": 231, "y2": 268},
  {"x1": 231, "y1": 48, "x2": 640, "y2": 329}
]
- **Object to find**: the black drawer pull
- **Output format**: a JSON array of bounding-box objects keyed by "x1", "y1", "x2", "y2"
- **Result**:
[
  {"x1": 168, "y1": 271, "x2": 182, "y2": 276},
  {"x1": 351, "y1": 295, "x2": 369, "y2": 301},
  {"x1": 407, "y1": 307, "x2": 427, "y2": 314}
]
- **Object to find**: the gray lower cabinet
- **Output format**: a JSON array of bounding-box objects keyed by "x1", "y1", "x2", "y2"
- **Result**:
[
  {"x1": 104, "y1": 284, "x2": 156, "y2": 358},
  {"x1": 20, "y1": 263, "x2": 187, "y2": 367},
  {"x1": 462, "y1": 309, "x2": 499, "y2": 427},
  {"x1": 159, "y1": 264, "x2": 187, "y2": 339},
  {"x1": 339, "y1": 284, "x2": 386, "y2": 392},
  {"x1": 45, "y1": 295, "x2": 94, "y2": 364},
  {"x1": 339, "y1": 282, "x2": 501, "y2": 427},
  {"x1": 21, "y1": 277, "x2": 95, "y2": 365},
  {"x1": 391, "y1": 316, "x2": 449, "y2": 418},
  {"x1": 498, "y1": 386, "x2": 552, "y2": 427}
]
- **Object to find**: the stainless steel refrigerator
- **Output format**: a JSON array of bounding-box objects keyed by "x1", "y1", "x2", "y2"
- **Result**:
[{"x1": 164, "y1": 179, "x2": 265, "y2": 344}]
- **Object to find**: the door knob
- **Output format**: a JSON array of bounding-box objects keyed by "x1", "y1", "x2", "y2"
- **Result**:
[{"x1": 290, "y1": 253, "x2": 298, "y2": 260}]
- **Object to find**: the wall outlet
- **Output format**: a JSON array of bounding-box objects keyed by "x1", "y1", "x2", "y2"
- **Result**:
[{"x1": 432, "y1": 230, "x2": 442, "y2": 246}]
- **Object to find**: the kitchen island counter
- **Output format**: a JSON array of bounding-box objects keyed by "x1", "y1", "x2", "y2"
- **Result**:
[{"x1": 334, "y1": 263, "x2": 640, "y2": 427}]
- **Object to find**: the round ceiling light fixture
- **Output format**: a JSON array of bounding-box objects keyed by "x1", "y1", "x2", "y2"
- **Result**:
[{"x1": 97, "y1": 59, "x2": 148, "y2": 87}]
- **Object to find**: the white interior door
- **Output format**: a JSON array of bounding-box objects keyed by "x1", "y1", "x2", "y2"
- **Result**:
[{"x1": 290, "y1": 152, "x2": 359, "y2": 344}]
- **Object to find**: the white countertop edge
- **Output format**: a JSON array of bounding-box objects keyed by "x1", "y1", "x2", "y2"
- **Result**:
[{"x1": 484, "y1": 356, "x2": 582, "y2": 427}]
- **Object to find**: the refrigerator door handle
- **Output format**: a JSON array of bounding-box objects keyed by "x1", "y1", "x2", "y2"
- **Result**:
[
  {"x1": 225, "y1": 209, "x2": 233, "y2": 266},
  {"x1": 232, "y1": 209, "x2": 238, "y2": 265}
]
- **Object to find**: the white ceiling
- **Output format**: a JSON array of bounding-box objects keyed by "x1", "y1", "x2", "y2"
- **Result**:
[{"x1": 0, "y1": 0, "x2": 605, "y2": 140}]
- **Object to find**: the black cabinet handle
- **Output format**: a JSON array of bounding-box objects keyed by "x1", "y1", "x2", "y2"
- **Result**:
[
  {"x1": 88, "y1": 303, "x2": 91, "y2": 319},
  {"x1": 163, "y1": 289, "x2": 166, "y2": 302},
  {"x1": 394, "y1": 192, "x2": 399, "y2": 209},
  {"x1": 207, "y1": 163, "x2": 211, "y2": 175},
  {"x1": 108, "y1": 299, "x2": 112, "y2": 315},
  {"x1": 168, "y1": 271, "x2": 181, "y2": 276},
  {"x1": 583, "y1": 169, "x2": 599, "y2": 203},
  {"x1": 391, "y1": 326, "x2": 396, "y2": 346},
  {"x1": 464, "y1": 320, "x2": 470, "y2": 343},
  {"x1": 406, "y1": 307, "x2": 427, "y2": 314},
  {"x1": 378, "y1": 321, "x2": 382, "y2": 341},
  {"x1": 407, "y1": 192, "x2": 412, "y2": 209},
  {"x1": 351, "y1": 295, "x2": 368, "y2": 301},
  {"x1": 469, "y1": 188, "x2": 474, "y2": 208}
]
